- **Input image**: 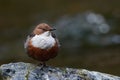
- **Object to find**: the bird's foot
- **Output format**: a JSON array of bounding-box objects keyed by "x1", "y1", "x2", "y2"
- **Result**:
[{"x1": 37, "y1": 62, "x2": 47, "y2": 70}]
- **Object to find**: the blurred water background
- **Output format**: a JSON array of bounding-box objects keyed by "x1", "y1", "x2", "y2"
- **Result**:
[{"x1": 0, "y1": 0, "x2": 120, "y2": 76}]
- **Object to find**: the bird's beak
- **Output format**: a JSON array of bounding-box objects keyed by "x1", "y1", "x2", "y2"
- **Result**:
[{"x1": 49, "y1": 28, "x2": 56, "y2": 31}]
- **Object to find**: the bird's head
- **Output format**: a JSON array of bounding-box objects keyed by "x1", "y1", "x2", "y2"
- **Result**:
[{"x1": 33, "y1": 23, "x2": 56, "y2": 35}]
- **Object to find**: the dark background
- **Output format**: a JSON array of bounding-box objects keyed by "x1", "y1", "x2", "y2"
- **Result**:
[{"x1": 0, "y1": 0, "x2": 120, "y2": 76}]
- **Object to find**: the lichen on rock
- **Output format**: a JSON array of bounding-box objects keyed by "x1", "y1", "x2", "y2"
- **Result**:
[{"x1": 0, "y1": 62, "x2": 120, "y2": 80}]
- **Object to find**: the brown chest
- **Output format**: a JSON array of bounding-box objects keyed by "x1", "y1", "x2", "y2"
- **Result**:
[{"x1": 27, "y1": 41, "x2": 59, "y2": 61}]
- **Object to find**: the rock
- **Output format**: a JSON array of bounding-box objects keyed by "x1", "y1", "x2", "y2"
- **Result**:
[{"x1": 0, "y1": 62, "x2": 120, "y2": 80}]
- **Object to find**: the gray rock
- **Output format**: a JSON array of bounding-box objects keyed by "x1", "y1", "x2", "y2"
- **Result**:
[{"x1": 0, "y1": 62, "x2": 120, "y2": 80}]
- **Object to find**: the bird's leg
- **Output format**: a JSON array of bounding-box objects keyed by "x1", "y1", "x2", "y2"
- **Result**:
[
  {"x1": 38, "y1": 62, "x2": 46, "y2": 70},
  {"x1": 37, "y1": 62, "x2": 46, "y2": 66},
  {"x1": 42, "y1": 62, "x2": 46, "y2": 67},
  {"x1": 37, "y1": 62, "x2": 42, "y2": 66}
]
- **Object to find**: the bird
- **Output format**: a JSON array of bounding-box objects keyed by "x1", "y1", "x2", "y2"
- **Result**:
[{"x1": 24, "y1": 23, "x2": 59, "y2": 66}]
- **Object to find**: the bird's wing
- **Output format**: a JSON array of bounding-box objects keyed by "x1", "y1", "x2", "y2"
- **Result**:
[
  {"x1": 24, "y1": 33, "x2": 35, "y2": 49},
  {"x1": 51, "y1": 32, "x2": 56, "y2": 38},
  {"x1": 29, "y1": 33, "x2": 35, "y2": 38},
  {"x1": 51, "y1": 32, "x2": 61, "y2": 47}
]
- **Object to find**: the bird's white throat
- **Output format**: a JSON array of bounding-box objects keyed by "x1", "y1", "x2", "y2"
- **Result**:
[{"x1": 31, "y1": 31, "x2": 56, "y2": 49}]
